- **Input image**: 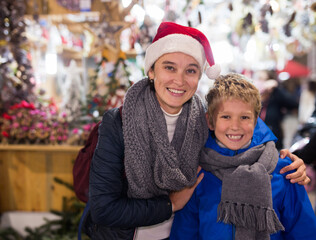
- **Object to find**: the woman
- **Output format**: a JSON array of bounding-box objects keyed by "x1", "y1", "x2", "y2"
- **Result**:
[{"x1": 82, "y1": 22, "x2": 308, "y2": 240}]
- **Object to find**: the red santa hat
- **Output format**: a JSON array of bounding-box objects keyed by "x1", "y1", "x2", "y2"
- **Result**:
[{"x1": 144, "y1": 22, "x2": 221, "y2": 79}]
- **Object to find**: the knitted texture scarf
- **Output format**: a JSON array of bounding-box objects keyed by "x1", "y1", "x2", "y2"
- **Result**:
[
  {"x1": 122, "y1": 78, "x2": 209, "y2": 198},
  {"x1": 200, "y1": 141, "x2": 284, "y2": 240}
]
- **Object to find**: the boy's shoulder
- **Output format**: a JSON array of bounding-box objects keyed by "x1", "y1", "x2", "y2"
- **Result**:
[{"x1": 273, "y1": 156, "x2": 294, "y2": 176}]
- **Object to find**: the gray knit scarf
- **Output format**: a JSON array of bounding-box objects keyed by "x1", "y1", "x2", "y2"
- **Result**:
[
  {"x1": 122, "y1": 78, "x2": 209, "y2": 198},
  {"x1": 200, "y1": 141, "x2": 284, "y2": 240}
]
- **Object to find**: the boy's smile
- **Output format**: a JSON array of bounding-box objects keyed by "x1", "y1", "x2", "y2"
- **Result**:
[{"x1": 210, "y1": 98, "x2": 256, "y2": 150}]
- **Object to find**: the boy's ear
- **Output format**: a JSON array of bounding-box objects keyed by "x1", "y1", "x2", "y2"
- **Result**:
[{"x1": 205, "y1": 113, "x2": 214, "y2": 130}]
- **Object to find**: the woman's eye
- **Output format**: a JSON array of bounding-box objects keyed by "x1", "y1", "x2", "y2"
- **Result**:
[
  {"x1": 165, "y1": 66, "x2": 175, "y2": 71},
  {"x1": 187, "y1": 69, "x2": 197, "y2": 74}
]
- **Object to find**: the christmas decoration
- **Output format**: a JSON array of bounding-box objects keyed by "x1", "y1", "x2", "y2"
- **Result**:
[
  {"x1": 2, "y1": 0, "x2": 315, "y2": 146},
  {"x1": 135, "y1": 15, "x2": 156, "y2": 54},
  {"x1": 67, "y1": 122, "x2": 97, "y2": 146},
  {"x1": 0, "y1": 0, "x2": 37, "y2": 116},
  {"x1": 60, "y1": 59, "x2": 86, "y2": 124},
  {"x1": 57, "y1": 0, "x2": 80, "y2": 11},
  {"x1": 259, "y1": 3, "x2": 273, "y2": 33},
  {"x1": 84, "y1": 54, "x2": 132, "y2": 120},
  {"x1": 0, "y1": 100, "x2": 68, "y2": 145},
  {"x1": 84, "y1": 0, "x2": 138, "y2": 61}
]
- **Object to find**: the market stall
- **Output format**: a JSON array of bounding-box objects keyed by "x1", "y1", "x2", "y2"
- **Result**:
[
  {"x1": 1, "y1": 0, "x2": 316, "y2": 238},
  {"x1": 0, "y1": 145, "x2": 81, "y2": 212}
]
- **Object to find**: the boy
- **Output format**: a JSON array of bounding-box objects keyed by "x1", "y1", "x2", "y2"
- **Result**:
[{"x1": 170, "y1": 73, "x2": 316, "y2": 240}]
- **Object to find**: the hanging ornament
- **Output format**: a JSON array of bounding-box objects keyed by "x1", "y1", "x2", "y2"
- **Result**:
[
  {"x1": 0, "y1": 0, "x2": 37, "y2": 115},
  {"x1": 198, "y1": 10, "x2": 202, "y2": 24},
  {"x1": 310, "y1": 3, "x2": 316, "y2": 41},
  {"x1": 105, "y1": 86, "x2": 126, "y2": 111},
  {"x1": 97, "y1": 60, "x2": 114, "y2": 85},
  {"x1": 60, "y1": 60, "x2": 85, "y2": 123},
  {"x1": 115, "y1": 61, "x2": 129, "y2": 86},
  {"x1": 136, "y1": 15, "x2": 156, "y2": 53},
  {"x1": 57, "y1": 0, "x2": 80, "y2": 11},
  {"x1": 259, "y1": 3, "x2": 273, "y2": 33},
  {"x1": 283, "y1": 11, "x2": 296, "y2": 37},
  {"x1": 235, "y1": 12, "x2": 255, "y2": 37}
]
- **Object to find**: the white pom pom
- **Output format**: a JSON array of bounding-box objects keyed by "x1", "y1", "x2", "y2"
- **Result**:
[{"x1": 205, "y1": 64, "x2": 221, "y2": 79}]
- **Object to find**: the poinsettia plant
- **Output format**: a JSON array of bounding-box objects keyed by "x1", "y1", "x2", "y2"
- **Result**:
[
  {"x1": 0, "y1": 99, "x2": 89, "y2": 145},
  {"x1": 0, "y1": 100, "x2": 67, "y2": 145}
]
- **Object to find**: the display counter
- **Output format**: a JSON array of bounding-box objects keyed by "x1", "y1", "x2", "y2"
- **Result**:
[{"x1": 0, "y1": 145, "x2": 82, "y2": 212}]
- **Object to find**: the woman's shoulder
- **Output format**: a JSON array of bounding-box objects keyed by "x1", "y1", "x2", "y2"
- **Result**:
[
  {"x1": 100, "y1": 108, "x2": 123, "y2": 131},
  {"x1": 98, "y1": 107, "x2": 124, "y2": 148},
  {"x1": 102, "y1": 107, "x2": 122, "y2": 122}
]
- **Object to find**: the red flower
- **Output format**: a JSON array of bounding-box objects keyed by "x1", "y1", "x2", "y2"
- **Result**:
[
  {"x1": 2, "y1": 113, "x2": 12, "y2": 120},
  {"x1": 9, "y1": 101, "x2": 35, "y2": 110},
  {"x1": 72, "y1": 128, "x2": 79, "y2": 134},
  {"x1": 93, "y1": 97, "x2": 101, "y2": 104},
  {"x1": 20, "y1": 100, "x2": 35, "y2": 110},
  {"x1": 28, "y1": 102, "x2": 35, "y2": 110},
  {"x1": 2, "y1": 131, "x2": 9, "y2": 138},
  {"x1": 9, "y1": 104, "x2": 19, "y2": 110}
]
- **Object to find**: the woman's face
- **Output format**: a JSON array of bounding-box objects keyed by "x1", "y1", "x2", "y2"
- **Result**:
[{"x1": 148, "y1": 52, "x2": 201, "y2": 114}]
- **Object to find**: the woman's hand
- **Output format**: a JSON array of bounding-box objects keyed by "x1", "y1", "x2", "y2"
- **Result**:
[
  {"x1": 279, "y1": 149, "x2": 310, "y2": 185},
  {"x1": 169, "y1": 166, "x2": 204, "y2": 212}
]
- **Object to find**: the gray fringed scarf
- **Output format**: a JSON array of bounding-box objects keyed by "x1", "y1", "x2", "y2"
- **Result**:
[
  {"x1": 122, "y1": 78, "x2": 209, "y2": 198},
  {"x1": 200, "y1": 141, "x2": 285, "y2": 240}
]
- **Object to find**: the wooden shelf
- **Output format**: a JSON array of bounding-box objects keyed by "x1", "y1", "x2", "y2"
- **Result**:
[
  {"x1": 0, "y1": 144, "x2": 82, "y2": 152},
  {"x1": 24, "y1": 11, "x2": 100, "y2": 24},
  {"x1": 0, "y1": 145, "x2": 83, "y2": 212}
]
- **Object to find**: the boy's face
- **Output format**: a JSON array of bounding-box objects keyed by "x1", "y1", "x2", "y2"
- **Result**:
[{"x1": 208, "y1": 98, "x2": 256, "y2": 150}]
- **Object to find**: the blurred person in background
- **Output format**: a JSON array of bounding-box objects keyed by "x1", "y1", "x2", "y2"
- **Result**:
[
  {"x1": 298, "y1": 76, "x2": 316, "y2": 125},
  {"x1": 253, "y1": 70, "x2": 299, "y2": 150}
]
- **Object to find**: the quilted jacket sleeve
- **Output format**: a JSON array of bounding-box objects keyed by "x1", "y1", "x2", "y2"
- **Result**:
[{"x1": 89, "y1": 108, "x2": 173, "y2": 228}]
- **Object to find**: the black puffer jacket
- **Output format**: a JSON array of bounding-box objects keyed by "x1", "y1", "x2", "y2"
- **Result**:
[
  {"x1": 263, "y1": 87, "x2": 298, "y2": 149},
  {"x1": 83, "y1": 107, "x2": 173, "y2": 239}
]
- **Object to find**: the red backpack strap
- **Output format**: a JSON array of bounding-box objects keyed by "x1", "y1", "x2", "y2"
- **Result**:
[
  {"x1": 119, "y1": 105, "x2": 123, "y2": 116},
  {"x1": 73, "y1": 107, "x2": 123, "y2": 203},
  {"x1": 73, "y1": 121, "x2": 101, "y2": 203}
]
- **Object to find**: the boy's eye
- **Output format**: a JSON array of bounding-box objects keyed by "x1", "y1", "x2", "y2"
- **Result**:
[
  {"x1": 241, "y1": 116, "x2": 250, "y2": 120},
  {"x1": 220, "y1": 115, "x2": 230, "y2": 119}
]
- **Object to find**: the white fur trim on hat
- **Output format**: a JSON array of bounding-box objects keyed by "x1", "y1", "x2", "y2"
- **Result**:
[
  {"x1": 205, "y1": 64, "x2": 221, "y2": 79},
  {"x1": 144, "y1": 34, "x2": 206, "y2": 75}
]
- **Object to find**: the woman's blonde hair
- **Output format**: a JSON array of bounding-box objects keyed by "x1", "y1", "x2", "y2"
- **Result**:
[{"x1": 205, "y1": 73, "x2": 262, "y2": 127}]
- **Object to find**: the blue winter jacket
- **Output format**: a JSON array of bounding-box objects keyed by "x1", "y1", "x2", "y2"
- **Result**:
[
  {"x1": 170, "y1": 118, "x2": 316, "y2": 240},
  {"x1": 83, "y1": 108, "x2": 173, "y2": 238}
]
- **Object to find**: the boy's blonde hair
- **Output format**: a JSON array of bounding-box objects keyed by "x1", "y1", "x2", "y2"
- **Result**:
[{"x1": 205, "y1": 73, "x2": 262, "y2": 128}]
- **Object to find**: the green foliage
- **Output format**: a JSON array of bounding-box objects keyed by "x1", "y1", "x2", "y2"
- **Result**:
[
  {"x1": 0, "y1": 227, "x2": 23, "y2": 240},
  {"x1": 0, "y1": 178, "x2": 89, "y2": 240}
]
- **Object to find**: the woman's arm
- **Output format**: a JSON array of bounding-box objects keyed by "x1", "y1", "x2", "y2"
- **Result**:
[
  {"x1": 279, "y1": 149, "x2": 310, "y2": 185},
  {"x1": 169, "y1": 166, "x2": 204, "y2": 212},
  {"x1": 89, "y1": 108, "x2": 172, "y2": 228}
]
